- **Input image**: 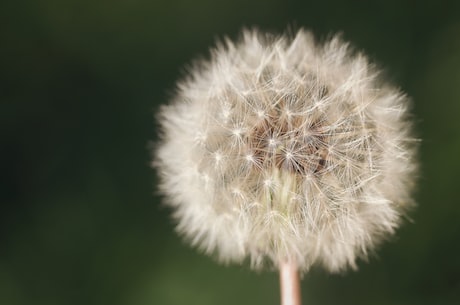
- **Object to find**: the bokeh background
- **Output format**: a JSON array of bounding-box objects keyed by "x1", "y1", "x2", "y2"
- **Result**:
[{"x1": 1, "y1": 0, "x2": 460, "y2": 304}]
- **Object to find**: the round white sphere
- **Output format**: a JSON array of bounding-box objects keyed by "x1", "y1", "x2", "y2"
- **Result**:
[{"x1": 154, "y1": 29, "x2": 417, "y2": 273}]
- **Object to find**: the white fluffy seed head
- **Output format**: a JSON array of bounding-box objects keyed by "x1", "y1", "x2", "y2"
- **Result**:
[{"x1": 154, "y1": 29, "x2": 418, "y2": 273}]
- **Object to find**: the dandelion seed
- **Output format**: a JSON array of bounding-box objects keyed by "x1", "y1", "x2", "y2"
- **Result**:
[{"x1": 153, "y1": 28, "x2": 418, "y2": 305}]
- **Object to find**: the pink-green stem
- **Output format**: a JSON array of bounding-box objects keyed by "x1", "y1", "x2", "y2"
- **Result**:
[{"x1": 279, "y1": 260, "x2": 301, "y2": 305}]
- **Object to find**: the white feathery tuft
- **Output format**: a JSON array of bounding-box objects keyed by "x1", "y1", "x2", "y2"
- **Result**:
[{"x1": 154, "y1": 28, "x2": 418, "y2": 273}]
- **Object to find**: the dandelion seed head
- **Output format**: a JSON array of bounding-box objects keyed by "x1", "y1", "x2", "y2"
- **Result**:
[{"x1": 154, "y1": 28, "x2": 418, "y2": 273}]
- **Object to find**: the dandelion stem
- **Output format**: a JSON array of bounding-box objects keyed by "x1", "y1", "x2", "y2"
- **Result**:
[{"x1": 279, "y1": 260, "x2": 301, "y2": 305}]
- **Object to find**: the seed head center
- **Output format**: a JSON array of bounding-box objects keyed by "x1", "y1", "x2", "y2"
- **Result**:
[{"x1": 249, "y1": 101, "x2": 328, "y2": 175}]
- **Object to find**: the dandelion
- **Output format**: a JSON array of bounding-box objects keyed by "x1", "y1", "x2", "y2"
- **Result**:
[{"x1": 154, "y1": 28, "x2": 417, "y2": 305}]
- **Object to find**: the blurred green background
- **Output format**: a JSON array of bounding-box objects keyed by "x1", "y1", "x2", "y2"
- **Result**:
[{"x1": 1, "y1": 0, "x2": 460, "y2": 304}]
